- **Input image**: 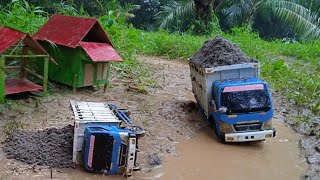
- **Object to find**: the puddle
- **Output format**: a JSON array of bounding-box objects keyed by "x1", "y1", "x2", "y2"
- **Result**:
[{"x1": 161, "y1": 120, "x2": 306, "y2": 180}]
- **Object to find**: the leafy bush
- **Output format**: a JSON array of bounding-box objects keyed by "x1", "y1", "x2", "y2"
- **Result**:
[{"x1": 0, "y1": 0, "x2": 48, "y2": 33}]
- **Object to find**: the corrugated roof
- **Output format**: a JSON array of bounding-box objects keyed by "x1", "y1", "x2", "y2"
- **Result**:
[
  {"x1": 34, "y1": 15, "x2": 114, "y2": 48},
  {"x1": 0, "y1": 26, "x2": 25, "y2": 54},
  {"x1": 0, "y1": 26, "x2": 57, "y2": 64},
  {"x1": 80, "y1": 42, "x2": 122, "y2": 62}
]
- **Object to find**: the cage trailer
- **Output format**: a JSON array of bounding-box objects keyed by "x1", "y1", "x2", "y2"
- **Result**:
[{"x1": 189, "y1": 62, "x2": 276, "y2": 142}]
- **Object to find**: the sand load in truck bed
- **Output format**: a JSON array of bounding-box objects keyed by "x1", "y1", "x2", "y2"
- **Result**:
[{"x1": 190, "y1": 36, "x2": 256, "y2": 68}]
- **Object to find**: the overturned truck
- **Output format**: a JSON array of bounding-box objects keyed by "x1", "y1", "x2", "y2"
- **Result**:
[{"x1": 189, "y1": 36, "x2": 276, "y2": 142}]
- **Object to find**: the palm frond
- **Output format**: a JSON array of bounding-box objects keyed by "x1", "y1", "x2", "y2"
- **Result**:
[
  {"x1": 221, "y1": 0, "x2": 254, "y2": 25},
  {"x1": 267, "y1": 0, "x2": 320, "y2": 38},
  {"x1": 156, "y1": 0, "x2": 194, "y2": 28}
]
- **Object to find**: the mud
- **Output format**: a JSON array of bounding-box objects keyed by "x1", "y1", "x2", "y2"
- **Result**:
[
  {"x1": 274, "y1": 96, "x2": 320, "y2": 179},
  {"x1": 2, "y1": 125, "x2": 73, "y2": 168},
  {"x1": 0, "y1": 55, "x2": 312, "y2": 179},
  {"x1": 190, "y1": 36, "x2": 255, "y2": 68}
]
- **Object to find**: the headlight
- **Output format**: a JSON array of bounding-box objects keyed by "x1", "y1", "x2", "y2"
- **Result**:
[
  {"x1": 219, "y1": 121, "x2": 234, "y2": 134},
  {"x1": 263, "y1": 119, "x2": 273, "y2": 130}
]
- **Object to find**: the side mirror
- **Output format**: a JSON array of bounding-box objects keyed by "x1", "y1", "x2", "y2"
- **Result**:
[{"x1": 218, "y1": 106, "x2": 227, "y2": 113}]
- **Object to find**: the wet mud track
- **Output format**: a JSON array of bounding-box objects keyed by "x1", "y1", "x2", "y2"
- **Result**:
[{"x1": 0, "y1": 56, "x2": 308, "y2": 179}]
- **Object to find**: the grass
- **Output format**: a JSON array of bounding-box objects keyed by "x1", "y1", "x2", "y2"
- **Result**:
[{"x1": 3, "y1": 120, "x2": 23, "y2": 139}]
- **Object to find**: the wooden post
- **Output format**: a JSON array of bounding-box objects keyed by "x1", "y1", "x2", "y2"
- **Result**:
[
  {"x1": 104, "y1": 62, "x2": 111, "y2": 93},
  {"x1": 0, "y1": 57, "x2": 5, "y2": 103},
  {"x1": 20, "y1": 47, "x2": 28, "y2": 78},
  {"x1": 43, "y1": 56, "x2": 49, "y2": 96},
  {"x1": 73, "y1": 74, "x2": 78, "y2": 94}
]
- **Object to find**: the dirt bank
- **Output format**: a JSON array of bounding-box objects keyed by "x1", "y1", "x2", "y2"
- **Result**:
[{"x1": 278, "y1": 100, "x2": 320, "y2": 179}]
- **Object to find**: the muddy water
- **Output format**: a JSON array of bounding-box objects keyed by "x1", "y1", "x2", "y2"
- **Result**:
[{"x1": 162, "y1": 121, "x2": 306, "y2": 180}]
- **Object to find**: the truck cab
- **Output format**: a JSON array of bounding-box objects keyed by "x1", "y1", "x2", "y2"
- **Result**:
[{"x1": 210, "y1": 78, "x2": 276, "y2": 142}]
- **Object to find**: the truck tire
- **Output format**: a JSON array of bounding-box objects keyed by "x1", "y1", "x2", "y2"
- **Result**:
[
  {"x1": 212, "y1": 120, "x2": 226, "y2": 143},
  {"x1": 218, "y1": 135, "x2": 226, "y2": 144}
]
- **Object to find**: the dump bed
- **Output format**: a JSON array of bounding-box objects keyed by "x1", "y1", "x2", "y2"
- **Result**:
[{"x1": 189, "y1": 62, "x2": 260, "y2": 118}]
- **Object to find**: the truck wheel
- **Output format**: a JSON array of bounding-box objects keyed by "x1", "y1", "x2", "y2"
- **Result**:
[
  {"x1": 213, "y1": 122, "x2": 226, "y2": 144},
  {"x1": 212, "y1": 120, "x2": 218, "y2": 136},
  {"x1": 127, "y1": 126, "x2": 145, "y2": 138},
  {"x1": 218, "y1": 135, "x2": 226, "y2": 144}
]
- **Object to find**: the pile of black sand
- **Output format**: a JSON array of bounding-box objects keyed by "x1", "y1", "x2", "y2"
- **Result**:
[
  {"x1": 2, "y1": 125, "x2": 74, "y2": 168},
  {"x1": 190, "y1": 36, "x2": 256, "y2": 68}
]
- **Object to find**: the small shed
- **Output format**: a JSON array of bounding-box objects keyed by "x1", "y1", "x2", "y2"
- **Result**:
[
  {"x1": 34, "y1": 15, "x2": 122, "y2": 90},
  {"x1": 0, "y1": 26, "x2": 57, "y2": 103}
]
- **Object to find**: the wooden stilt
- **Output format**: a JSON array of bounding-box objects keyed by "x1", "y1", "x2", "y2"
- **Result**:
[
  {"x1": 73, "y1": 74, "x2": 78, "y2": 94},
  {"x1": 43, "y1": 56, "x2": 49, "y2": 96},
  {"x1": 0, "y1": 57, "x2": 5, "y2": 103},
  {"x1": 20, "y1": 47, "x2": 28, "y2": 78},
  {"x1": 104, "y1": 62, "x2": 110, "y2": 93}
]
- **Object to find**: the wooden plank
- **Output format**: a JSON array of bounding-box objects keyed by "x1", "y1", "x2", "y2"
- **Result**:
[
  {"x1": 104, "y1": 62, "x2": 110, "y2": 93},
  {"x1": 96, "y1": 63, "x2": 103, "y2": 80},
  {"x1": 0, "y1": 57, "x2": 5, "y2": 103},
  {"x1": 5, "y1": 66, "x2": 20, "y2": 69},
  {"x1": 73, "y1": 74, "x2": 78, "y2": 94},
  {"x1": 25, "y1": 67, "x2": 44, "y2": 80},
  {"x1": 9, "y1": 35, "x2": 26, "y2": 55},
  {"x1": 4, "y1": 78, "x2": 42, "y2": 95},
  {"x1": 43, "y1": 57, "x2": 49, "y2": 96},
  {"x1": 1, "y1": 55, "x2": 48, "y2": 58},
  {"x1": 20, "y1": 47, "x2": 28, "y2": 78},
  {"x1": 83, "y1": 64, "x2": 94, "y2": 86}
]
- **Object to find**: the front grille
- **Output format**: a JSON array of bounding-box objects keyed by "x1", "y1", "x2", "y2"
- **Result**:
[{"x1": 234, "y1": 123, "x2": 262, "y2": 132}]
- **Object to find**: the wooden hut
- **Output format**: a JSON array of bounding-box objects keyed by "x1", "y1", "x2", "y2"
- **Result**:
[
  {"x1": 34, "y1": 15, "x2": 122, "y2": 90},
  {"x1": 0, "y1": 26, "x2": 57, "y2": 103}
]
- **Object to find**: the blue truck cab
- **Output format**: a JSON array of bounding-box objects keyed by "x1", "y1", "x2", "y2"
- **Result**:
[
  {"x1": 211, "y1": 78, "x2": 276, "y2": 142},
  {"x1": 189, "y1": 62, "x2": 276, "y2": 142}
]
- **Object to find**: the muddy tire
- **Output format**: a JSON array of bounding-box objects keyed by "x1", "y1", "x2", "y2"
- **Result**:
[
  {"x1": 218, "y1": 135, "x2": 226, "y2": 144},
  {"x1": 211, "y1": 118, "x2": 218, "y2": 136}
]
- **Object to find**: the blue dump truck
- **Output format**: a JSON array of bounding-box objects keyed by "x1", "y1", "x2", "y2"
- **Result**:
[
  {"x1": 189, "y1": 37, "x2": 276, "y2": 142},
  {"x1": 70, "y1": 101, "x2": 144, "y2": 176}
]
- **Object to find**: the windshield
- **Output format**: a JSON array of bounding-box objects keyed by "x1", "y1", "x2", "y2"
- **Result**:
[{"x1": 221, "y1": 84, "x2": 271, "y2": 114}]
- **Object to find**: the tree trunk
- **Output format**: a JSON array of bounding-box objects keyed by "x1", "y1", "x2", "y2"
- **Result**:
[{"x1": 193, "y1": 0, "x2": 213, "y2": 34}]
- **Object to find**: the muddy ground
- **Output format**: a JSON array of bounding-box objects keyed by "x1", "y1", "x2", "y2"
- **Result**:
[
  {"x1": 0, "y1": 55, "x2": 206, "y2": 179},
  {"x1": 0, "y1": 55, "x2": 318, "y2": 179}
]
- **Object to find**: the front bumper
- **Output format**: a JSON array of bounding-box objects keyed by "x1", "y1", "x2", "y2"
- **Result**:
[{"x1": 224, "y1": 129, "x2": 276, "y2": 142}]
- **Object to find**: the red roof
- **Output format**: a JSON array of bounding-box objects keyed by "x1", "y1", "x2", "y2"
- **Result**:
[
  {"x1": 0, "y1": 26, "x2": 25, "y2": 54},
  {"x1": 34, "y1": 15, "x2": 113, "y2": 48},
  {"x1": 80, "y1": 42, "x2": 122, "y2": 62},
  {"x1": 0, "y1": 26, "x2": 57, "y2": 64}
]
